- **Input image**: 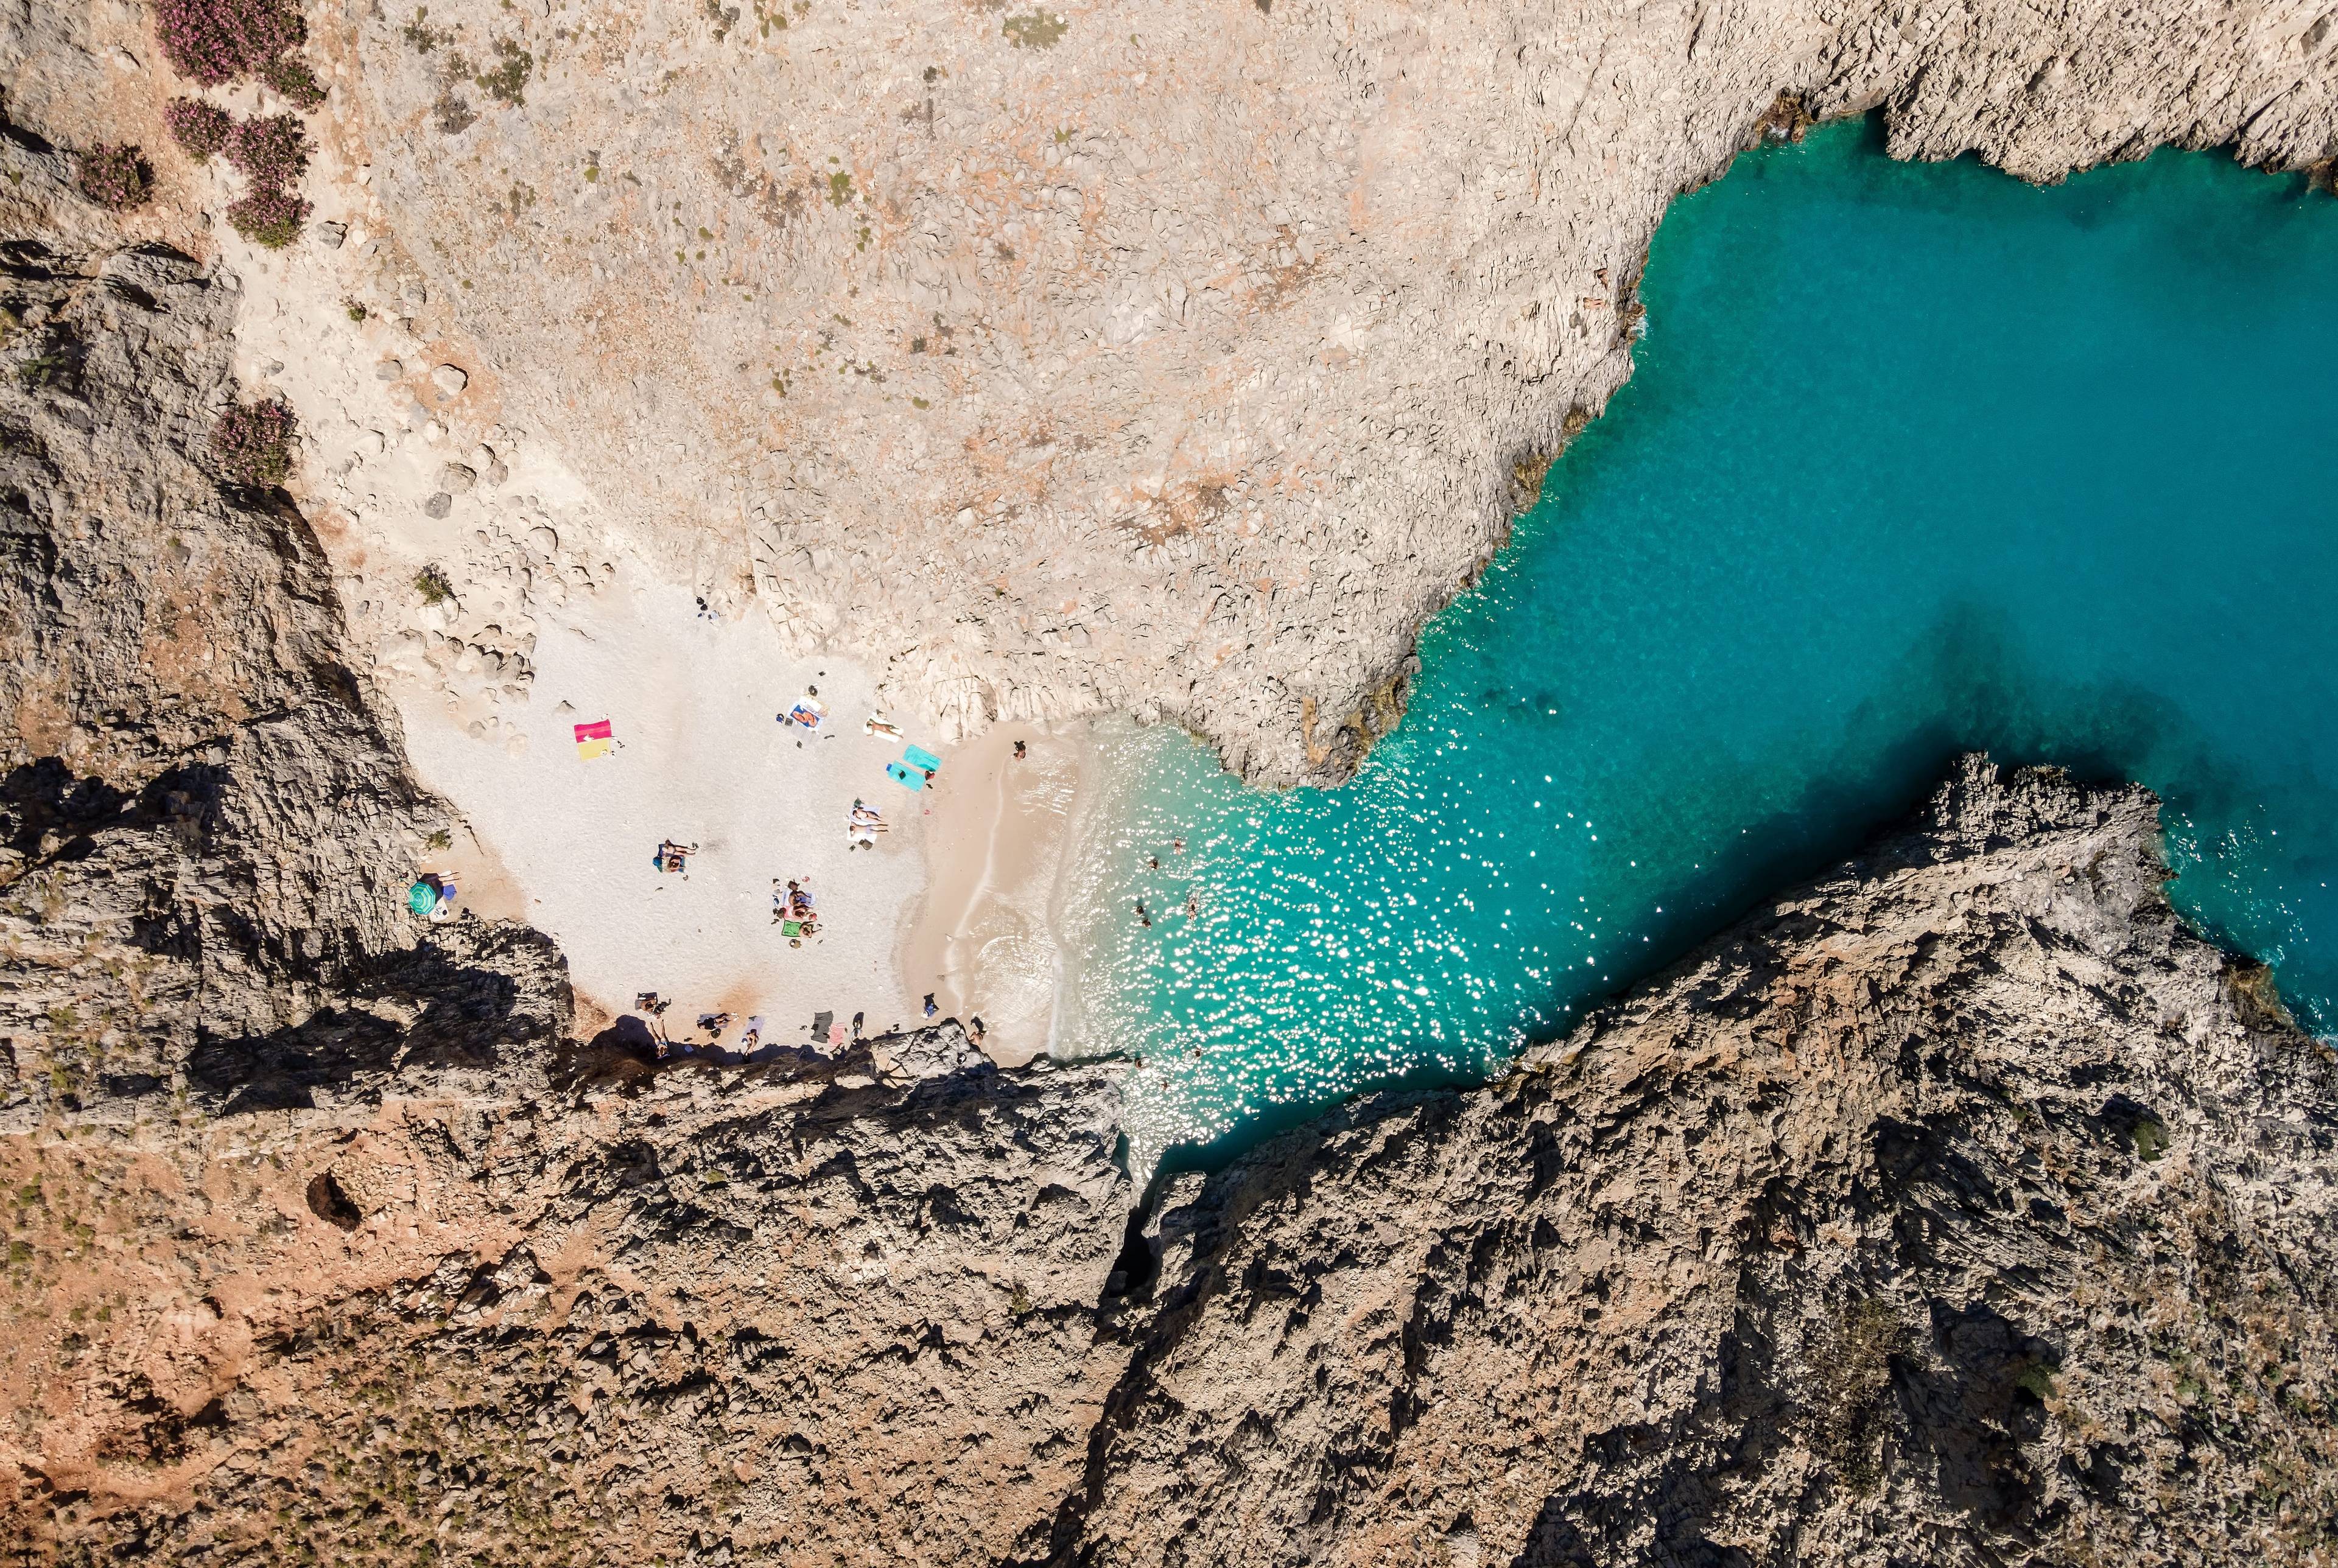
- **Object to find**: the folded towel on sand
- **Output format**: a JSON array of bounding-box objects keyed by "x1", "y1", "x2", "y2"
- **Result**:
[{"x1": 574, "y1": 718, "x2": 614, "y2": 760}]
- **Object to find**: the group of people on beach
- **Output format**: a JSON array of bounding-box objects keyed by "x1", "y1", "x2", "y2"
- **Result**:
[
  {"x1": 773, "y1": 877, "x2": 821, "y2": 939},
  {"x1": 633, "y1": 990, "x2": 896, "y2": 1061},
  {"x1": 611, "y1": 705, "x2": 1058, "y2": 1073}
]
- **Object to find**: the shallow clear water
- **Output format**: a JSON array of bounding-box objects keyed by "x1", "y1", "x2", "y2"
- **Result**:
[{"x1": 1056, "y1": 120, "x2": 2338, "y2": 1172}]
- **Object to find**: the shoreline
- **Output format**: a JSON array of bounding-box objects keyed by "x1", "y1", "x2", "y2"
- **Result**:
[{"x1": 895, "y1": 720, "x2": 1091, "y2": 1068}]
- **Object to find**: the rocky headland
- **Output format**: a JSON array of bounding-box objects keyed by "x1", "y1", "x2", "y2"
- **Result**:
[
  {"x1": 10, "y1": 0, "x2": 2338, "y2": 783},
  {"x1": 4, "y1": 0, "x2": 2338, "y2": 1561},
  {"x1": 1, "y1": 263, "x2": 2333, "y2": 1558}
]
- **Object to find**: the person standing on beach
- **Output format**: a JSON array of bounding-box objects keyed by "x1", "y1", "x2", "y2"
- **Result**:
[{"x1": 923, "y1": 993, "x2": 938, "y2": 1018}]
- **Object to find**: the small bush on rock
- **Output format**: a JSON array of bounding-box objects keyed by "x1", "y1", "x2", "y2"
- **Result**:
[
  {"x1": 163, "y1": 98, "x2": 234, "y2": 162},
  {"x1": 75, "y1": 144, "x2": 155, "y2": 211},
  {"x1": 155, "y1": 0, "x2": 306, "y2": 87},
  {"x1": 226, "y1": 186, "x2": 311, "y2": 248},
  {"x1": 226, "y1": 113, "x2": 309, "y2": 187},
  {"x1": 262, "y1": 55, "x2": 328, "y2": 108},
  {"x1": 211, "y1": 397, "x2": 299, "y2": 486}
]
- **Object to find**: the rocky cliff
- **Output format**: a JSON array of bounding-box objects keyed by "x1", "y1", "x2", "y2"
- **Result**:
[
  {"x1": 3, "y1": 303, "x2": 2331, "y2": 1568},
  {"x1": 5, "y1": 9, "x2": 2338, "y2": 1560},
  {"x1": 13, "y1": 0, "x2": 2338, "y2": 782},
  {"x1": 319, "y1": 0, "x2": 2338, "y2": 784},
  {"x1": 1061, "y1": 755, "x2": 2338, "y2": 1564}
]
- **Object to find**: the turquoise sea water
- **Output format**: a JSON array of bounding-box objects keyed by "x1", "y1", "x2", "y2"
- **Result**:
[{"x1": 1056, "y1": 121, "x2": 2338, "y2": 1172}]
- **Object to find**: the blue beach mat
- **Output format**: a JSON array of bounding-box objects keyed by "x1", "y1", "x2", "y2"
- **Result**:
[
  {"x1": 886, "y1": 761, "x2": 925, "y2": 791},
  {"x1": 903, "y1": 745, "x2": 942, "y2": 772}
]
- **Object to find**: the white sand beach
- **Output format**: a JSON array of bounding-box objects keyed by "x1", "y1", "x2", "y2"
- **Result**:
[{"x1": 395, "y1": 569, "x2": 944, "y2": 1051}]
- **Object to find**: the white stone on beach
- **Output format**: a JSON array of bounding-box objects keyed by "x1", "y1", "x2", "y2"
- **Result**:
[{"x1": 431, "y1": 365, "x2": 469, "y2": 395}]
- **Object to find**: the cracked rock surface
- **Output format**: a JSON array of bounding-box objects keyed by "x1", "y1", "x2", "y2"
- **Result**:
[
  {"x1": 2, "y1": 5, "x2": 2337, "y2": 1557},
  {"x1": 1052, "y1": 755, "x2": 2338, "y2": 1564},
  {"x1": 4, "y1": 393, "x2": 2331, "y2": 1568},
  {"x1": 312, "y1": 0, "x2": 2338, "y2": 781}
]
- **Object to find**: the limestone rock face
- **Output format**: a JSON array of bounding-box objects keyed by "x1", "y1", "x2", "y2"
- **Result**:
[
  {"x1": 325, "y1": 0, "x2": 2338, "y2": 781},
  {"x1": 0, "y1": 242, "x2": 569, "y2": 1132},
  {"x1": 1056, "y1": 755, "x2": 2338, "y2": 1563},
  {"x1": 6, "y1": 662, "x2": 2333, "y2": 1564}
]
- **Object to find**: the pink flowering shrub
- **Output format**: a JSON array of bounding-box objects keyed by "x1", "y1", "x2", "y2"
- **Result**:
[
  {"x1": 261, "y1": 55, "x2": 327, "y2": 108},
  {"x1": 225, "y1": 186, "x2": 311, "y2": 250},
  {"x1": 163, "y1": 97, "x2": 233, "y2": 161},
  {"x1": 75, "y1": 144, "x2": 155, "y2": 211},
  {"x1": 210, "y1": 397, "x2": 299, "y2": 486},
  {"x1": 154, "y1": 0, "x2": 304, "y2": 86},
  {"x1": 225, "y1": 113, "x2": 309, "y2": 187}
]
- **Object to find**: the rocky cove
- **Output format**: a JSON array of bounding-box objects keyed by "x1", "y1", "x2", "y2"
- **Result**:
[
  {"x1": 2, "y1": 0, "x2": 2338, "y2": 1563},
  {"x1": 1058, "y1": 121, "x2": 2338, "y2": 1173}
]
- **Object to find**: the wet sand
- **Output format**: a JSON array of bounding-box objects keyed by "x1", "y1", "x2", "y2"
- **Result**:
[{"x1": 897, "y1": 721, "x2": 1087, "y2": 1066}]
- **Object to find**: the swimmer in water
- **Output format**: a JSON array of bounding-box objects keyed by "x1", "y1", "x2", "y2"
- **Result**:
[
  {"x1": 1136, "y1": 900, "x2": 1151, "y2": 928},
  {"x1": 1184, "y1": 889, "x2": 1200, "y2": 918}
]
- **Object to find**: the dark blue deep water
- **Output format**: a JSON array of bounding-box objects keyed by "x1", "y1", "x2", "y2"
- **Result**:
[{"x1": 1057, "y1": 121, "x2": 2338, "y2": 1169}]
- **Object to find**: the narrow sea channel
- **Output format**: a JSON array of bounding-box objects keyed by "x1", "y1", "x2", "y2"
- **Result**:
[{"x1": 1055, "y1": 119, "x2": 2338, "y2": 1173}]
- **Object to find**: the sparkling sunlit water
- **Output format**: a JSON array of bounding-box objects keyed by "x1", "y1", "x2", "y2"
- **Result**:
[{"x1": 1056, "y1": 121, "x2": 2338, "y2": 1173}]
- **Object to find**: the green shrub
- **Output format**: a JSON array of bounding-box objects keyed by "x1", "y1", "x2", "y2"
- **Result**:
[
  {"x1": 210, "y1": 397, "x2": 299, "y2": 486},
  {"x1": 164, "y1": 98, "x2": 233, "y2": 162},
  {"x1": 474, "y1": 38, "x2": 532, "y2": 105},
  {"x1": 262, "y1": 55, "x2": 328, "y2": 108},
  {"x1": 155, "y1": 0, "x2": 305, "y2": 86},
  {"x1": 1805, "y1": 1297, "x2": 1906, "y2": 1492},
  {"x1": 226, "y1": 112, "x2": 309, "y2": 186},
  {"x1": 1002, "y1": 10, "x2": 1066, "y2": 46},
  {"x1": 226, "y1": 186, "x2": 311, "y2": 248},
  {"x1": 75, "y1": 144, "x2": 155, "y2": 211}
]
